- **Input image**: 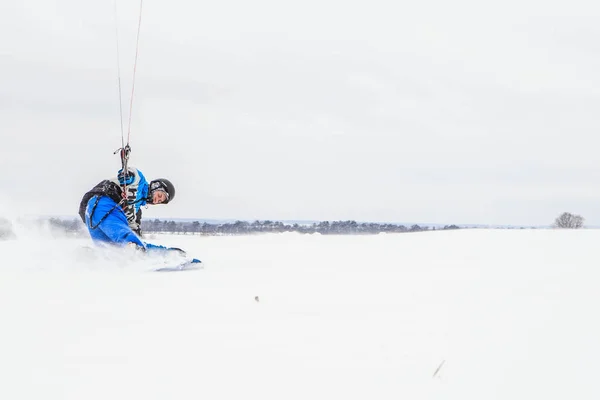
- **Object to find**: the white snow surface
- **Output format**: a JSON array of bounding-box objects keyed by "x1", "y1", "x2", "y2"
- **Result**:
[{"x1": 0, "y1": 226, "x2": 598, "y2": 399}]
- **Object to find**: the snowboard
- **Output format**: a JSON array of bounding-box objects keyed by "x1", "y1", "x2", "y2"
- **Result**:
[{"x1": 155, "y1": 258, "x2": 202, "y2": 272}]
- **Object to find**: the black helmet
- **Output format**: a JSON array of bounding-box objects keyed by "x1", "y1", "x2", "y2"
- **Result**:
[{"x1": 149, "y1": 178, "x2": 175, "y2": 204}]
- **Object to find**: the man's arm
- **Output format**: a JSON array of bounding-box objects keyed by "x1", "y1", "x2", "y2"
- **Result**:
[{"x1": 116, "y1": 167, "x2": 144, "y2": 234}]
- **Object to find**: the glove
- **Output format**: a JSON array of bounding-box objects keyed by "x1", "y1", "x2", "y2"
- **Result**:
[{"x1": 126, "y1": 242, "x2": 146, "y2": 252}]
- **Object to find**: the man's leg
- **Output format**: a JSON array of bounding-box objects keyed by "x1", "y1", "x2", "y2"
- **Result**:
[{"x1": 85, "y1": 196, "x2": 144, "y2": 247}]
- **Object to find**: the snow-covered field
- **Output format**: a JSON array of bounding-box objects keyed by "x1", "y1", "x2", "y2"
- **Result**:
[{"x1": 0, "y1": 226, "x2": 598, "y2": 399}]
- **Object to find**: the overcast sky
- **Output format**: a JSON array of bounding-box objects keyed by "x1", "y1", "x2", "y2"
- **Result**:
[{"x1": 2, "y1": 0, "x2": 600, "y2": 225}]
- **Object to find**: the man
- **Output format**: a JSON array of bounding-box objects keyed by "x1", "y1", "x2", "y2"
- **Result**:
[{"x1": 78, "y1": 167, "x2": 179, "y2": 252}]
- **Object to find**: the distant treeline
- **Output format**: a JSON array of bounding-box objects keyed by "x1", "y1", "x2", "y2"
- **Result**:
[
  {"x1": 141, "y1": 219, "x2": 461, "y2": 235},
  {"x1": 41, "y1": 217, "x2": 461, "y2": 236}
]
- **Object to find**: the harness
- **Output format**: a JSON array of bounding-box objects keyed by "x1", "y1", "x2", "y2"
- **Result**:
[{"x1": 87, "y1": 195, "x2": 146, "y2": 231}]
